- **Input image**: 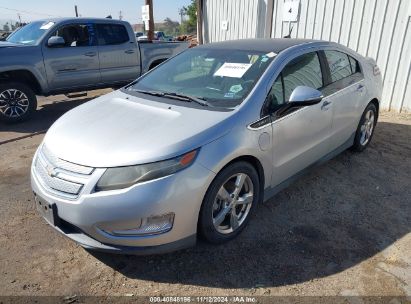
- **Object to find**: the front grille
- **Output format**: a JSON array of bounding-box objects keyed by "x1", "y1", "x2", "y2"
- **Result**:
[
  {"x1": 41, "y1": 145, "x2": 94, "y2": 175},
  {"x1": 34, "y1": 145, "x2": 95, "y2": 198}
]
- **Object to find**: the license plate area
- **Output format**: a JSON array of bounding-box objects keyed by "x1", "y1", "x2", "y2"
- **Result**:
[{"x1": 35, "y1": 194, "x2": 60, "y2": 226}]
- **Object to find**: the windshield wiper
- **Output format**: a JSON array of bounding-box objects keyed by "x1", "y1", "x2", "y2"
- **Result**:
[
  {"x1": 132, "y1": 89, "x2": 165, "y2": 97},
  {"x1": 162, "y1": 92, "x2": 209, "y2": 107},
  {"x1": 130, "y1": 89, "x2": 209, "y2": 107}
]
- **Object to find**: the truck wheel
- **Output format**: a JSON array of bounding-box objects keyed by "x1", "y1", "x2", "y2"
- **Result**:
[{"x1": 0, "y1": 82, "x2": 37, "y2": 123}]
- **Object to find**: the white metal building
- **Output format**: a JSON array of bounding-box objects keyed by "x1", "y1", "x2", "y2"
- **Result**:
[{"x1": 200, "y1": 0, "x2": 411, "y2": 112}]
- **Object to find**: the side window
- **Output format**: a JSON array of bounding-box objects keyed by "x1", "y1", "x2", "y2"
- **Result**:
[
  {"x1": 325, "y1": 50, "x2": 354, "y2": 82},
  {"x1": 349, "y1": 56, "x2": 361, "y2": 74},
  {"x1": 282, "y1": 52, "x2": 323, "y2": 101},
  {"x1": 51, "y1": 24, "x2": 94, "y2": 47},
  {"x1": 96, "y1": 24, "x2": 129, "y2": 45},
  {"x1": 262, "y1": 76, "x2": 284, "y2": 116}
]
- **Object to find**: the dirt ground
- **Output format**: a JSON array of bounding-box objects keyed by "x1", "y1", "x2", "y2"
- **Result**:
[{"x1": 0, "y1": 91, "x2": 410, "y2": 298}]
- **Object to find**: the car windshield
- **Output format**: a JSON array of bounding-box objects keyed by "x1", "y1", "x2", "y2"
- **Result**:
[
  {"x1": 7, "y1": 21, "x2": 54, "y2": 45},
  {"x1": 128, "y1": 48, "x2": 275, "y2": 108}
]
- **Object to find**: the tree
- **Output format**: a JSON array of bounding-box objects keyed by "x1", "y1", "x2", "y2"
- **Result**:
[
  {"x1": 3, "y1": 23, "x2": 10, "y2": 32},
  {"x1": 179, "y1": 0, "x2": 197, "y2": 34},
  {"x1": 163, "y1": 17, "x2": 180, "y2": 36}
]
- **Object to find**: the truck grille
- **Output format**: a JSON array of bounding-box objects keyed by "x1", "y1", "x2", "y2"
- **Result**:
[{"x1": 34, "y1": 145, "x2": 95, "y2": 198}]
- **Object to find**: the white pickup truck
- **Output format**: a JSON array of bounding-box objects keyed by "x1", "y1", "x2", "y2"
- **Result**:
[{"x1": 0, "y1": 18, "x2": 188, "y2": 122}]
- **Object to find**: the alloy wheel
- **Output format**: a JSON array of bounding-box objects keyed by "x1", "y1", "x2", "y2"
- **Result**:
[
  {"x1": 360, "y1": 109, "x2": 375, "y2": 146},
  {"x1": 0, "y1": 89, "x2": 30, "y2": 118},
  {"x1": 212, "y1": 173, "x2": 254, "y2": 234}
]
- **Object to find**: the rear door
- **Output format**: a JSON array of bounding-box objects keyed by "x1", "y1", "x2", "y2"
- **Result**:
[
  {"x1": 96, "y1": 23, "x2": 141, "y2": 85},
  {"x1": 321, "y1": 50, "x2": 366, "y2": 150},
  {"x1": 266, "y1": 52, "x2": 333, "y2": 186},
  {"x1": 42, "y1": 22, "x2": 100, "y2": 91}
]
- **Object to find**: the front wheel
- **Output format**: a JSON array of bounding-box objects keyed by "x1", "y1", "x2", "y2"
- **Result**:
[
  {"x1": 0, "y1": 82, "x2": 37, "y2": 123},
  {"x1": 198, "y1": 161, "x2": 260, "y2": 244},
  {"x1": 351, "y1": 103, "x2": 377, "y2": 152}
]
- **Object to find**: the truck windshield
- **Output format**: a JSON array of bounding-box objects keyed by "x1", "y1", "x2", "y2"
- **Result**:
[
  {"x1": 128, "y1": 48, "x2": 275, "y2": 108},
  {"x1": 7, "y1": 21, "x2": 54, "y2": 45}
]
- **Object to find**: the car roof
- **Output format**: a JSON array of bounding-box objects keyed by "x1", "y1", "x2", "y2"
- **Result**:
[
  {"x1": 31, "y1": 17, "x2": 129, "y2": 25},
  {"x1": 197, "y1": 38, "x2": 328, "y2": 53}
]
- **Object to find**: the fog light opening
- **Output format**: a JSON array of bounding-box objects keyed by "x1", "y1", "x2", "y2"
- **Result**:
[{"x1": 110, "y1": 213, "x2": 174, "y2": 236}]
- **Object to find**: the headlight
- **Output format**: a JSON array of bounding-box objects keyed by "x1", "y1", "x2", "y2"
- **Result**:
[{"x1": 95, "y1": 150, "x2": 198, "y2": 191}]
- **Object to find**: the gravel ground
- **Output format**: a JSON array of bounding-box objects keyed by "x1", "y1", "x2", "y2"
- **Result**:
[{"x1": 0, "y1": 91, "x2": 410, "y2": 297}]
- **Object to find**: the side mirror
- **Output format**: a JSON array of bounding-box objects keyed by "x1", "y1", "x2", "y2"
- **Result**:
[
  {"x1": 289, "y1": 86, "x2": 323, "y2": 105},
  {"x1": 277, "y1": 86, "x2": 323, "y2": 116},
  {"x1": 47, "y1": 36, "x2": 65, "y2": 47}
]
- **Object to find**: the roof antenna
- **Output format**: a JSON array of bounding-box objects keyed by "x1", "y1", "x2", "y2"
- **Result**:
[{"x1": 284, "y1": 22, "x2": 295, "y2": 38}]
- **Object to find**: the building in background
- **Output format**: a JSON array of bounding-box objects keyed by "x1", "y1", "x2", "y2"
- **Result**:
[{"x1": 200, "y1": 0, "x2": 411, "y2": 113}]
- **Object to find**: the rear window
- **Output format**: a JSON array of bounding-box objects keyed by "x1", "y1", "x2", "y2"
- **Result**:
[
  {"x1": 96, "y1": 24, "x2": 129, "y2": 45},
  {"x1": 325, "y1": 50, "x2": 361, "y2": 83}
]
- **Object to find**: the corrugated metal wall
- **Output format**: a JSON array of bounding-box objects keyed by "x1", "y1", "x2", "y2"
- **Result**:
[
  {"x1": 202, "y1": 0, "x2": 266, "y2": 43},
  {"x1": 202, "y1": 0, "x2": 411, "y2": 112}
]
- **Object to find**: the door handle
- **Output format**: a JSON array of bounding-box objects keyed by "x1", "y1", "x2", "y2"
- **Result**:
[
  {"x1": 84, "y1": 52, "x2": 96, "y2": 57},
  {"x1": 357, "y1": 84, "x2": 365, "y2": 91},
  {"x1": 125, "y1": 50, "x2": 135, "y2": 54},
  {"x1": 321, "y1": 100, "x2": 332, "y2": 110}
]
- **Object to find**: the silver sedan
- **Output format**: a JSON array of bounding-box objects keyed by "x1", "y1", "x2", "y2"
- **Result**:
[{"x1": 31, "y1": 38, "x2": 382, "y2": 254}]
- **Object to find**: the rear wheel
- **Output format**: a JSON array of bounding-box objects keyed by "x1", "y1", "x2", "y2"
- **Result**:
[
  {"x1": 198, "y1": 161, "x2": 260, "y2": 244},
  {"x1": 351, "y1": 103, "x2": 377, "y2": 152},
  {"x1": 0, "y1": 82, "x2": 37, "y2": 123}
]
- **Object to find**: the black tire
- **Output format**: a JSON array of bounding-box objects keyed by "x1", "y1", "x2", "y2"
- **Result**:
[
  {"x1": 198, "y1": 161, "x2": 260, "y2": 244},
  {"x1": 0, "y1": 82, "x2": 37, "y2": 123},
  {"x1": 351, "y1": 103, "x2": 377, "y2": 152}
]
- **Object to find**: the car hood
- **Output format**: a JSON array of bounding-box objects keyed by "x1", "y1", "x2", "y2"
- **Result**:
[{"x1": 43, "y1": 90, "x2": 234, "y2": 168}]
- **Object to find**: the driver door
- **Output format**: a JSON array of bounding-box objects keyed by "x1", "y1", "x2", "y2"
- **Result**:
[
  {"x1": 42, "y1": 23, "x2": 100, "y2": 91},
  {"x1": 266, "y1": 52, "x2": 333, "y2": 187}
]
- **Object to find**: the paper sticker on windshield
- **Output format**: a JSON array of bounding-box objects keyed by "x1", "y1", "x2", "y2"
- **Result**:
[
  {"x1": 265, "y1": 52, "x2": 277, "y2": 58},
  {"x1": 214, "y1": 63, "x2": 252, "y2": 78},
  {"x1": 40, "y1": 22, "x2": 55, "y2": 30},
  {"x1": 229, "y1": 84, "x2": 243, "y2": 93}
]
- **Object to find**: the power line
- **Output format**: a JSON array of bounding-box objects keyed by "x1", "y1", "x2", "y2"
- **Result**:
[{"x1": 0, "y1": 6, "x2": 61, "y2": 18}]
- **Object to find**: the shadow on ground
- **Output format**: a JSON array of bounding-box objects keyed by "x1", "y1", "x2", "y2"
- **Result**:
[
  {"x1": 0, "y1": 96, "x2": 93, "y2": 136},
  {"x1": 90, "y1": 121, "x2": 411, "y2": 289}
]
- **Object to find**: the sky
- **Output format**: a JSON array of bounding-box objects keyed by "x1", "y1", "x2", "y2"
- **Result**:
[{"x1": 0, "y1": 0, "x2": 191, "y2": 25}]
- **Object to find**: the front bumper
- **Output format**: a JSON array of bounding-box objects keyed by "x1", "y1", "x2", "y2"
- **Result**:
[{"x1": 31, "y1": 154, "x2": 215, "y2": 254}]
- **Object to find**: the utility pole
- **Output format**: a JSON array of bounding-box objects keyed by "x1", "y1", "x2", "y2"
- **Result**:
[
  {"x1": 197, "y1": 0, "x2": 203, "y2": 44},
  {"x1": 179, "y1": 8, "x2": 185, "y2": 25},
  {"x1": 145, "y1": 0, "x2": 154, "y2": 41},
  {"x1": 119, "y1": 11, "x2": 123, "y2": 20},
  {"x1": 17, "y1": 13, "x2": 22, "y2": 26},
  {"x1": 74, "y1": 5, "x2": 79, "y2": 17}
]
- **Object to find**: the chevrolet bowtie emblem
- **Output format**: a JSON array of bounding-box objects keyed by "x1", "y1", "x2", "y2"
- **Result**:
[{"x1": 46, "y1": 165, "x2": 57, "y2": 177}]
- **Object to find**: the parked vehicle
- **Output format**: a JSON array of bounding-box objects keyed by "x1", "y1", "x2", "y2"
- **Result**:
[
  {"x1": 135, "y1": 31, "x2": 144, "y2": 38},
  {"x1": 0, "y1": 31, "x2": 11, "y2": 41},
  {"x1": 0, "y1": 18, "x2": 188, "y2": 122},
  {"x1": 155, "y1": 31, "x2": 173, "y2": 41},
  {"x1": 31, "y1": 39, "x2": 382, "y2": 254},
  {"x1": 137, "y1": 35, "x2": 148, "y2": 41}
]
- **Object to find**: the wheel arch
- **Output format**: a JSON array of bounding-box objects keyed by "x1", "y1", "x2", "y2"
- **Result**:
[
  {"x1": 211, "y1": 155, "x2": 265, "y2": 204},
  {"x1": 369, "y1": 98, "x2": 380, "y2": 120},
  {"x1": 0, "y1": 69, "x2": 42, "y2": 95},
  {"x1": 148, "y1": 58, "x2": 167, "y2": 70}
]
